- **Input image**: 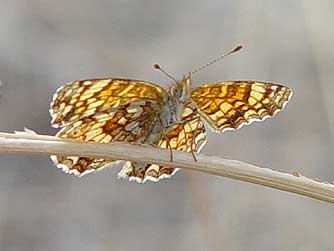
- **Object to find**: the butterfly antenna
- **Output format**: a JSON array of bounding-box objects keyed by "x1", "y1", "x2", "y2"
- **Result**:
[
  {"x1": 153, "y1": 64, "x2": 178, "y2": 84},
  {"x1": 191, "y1": 44, "x2": 243, "y2": 75}
]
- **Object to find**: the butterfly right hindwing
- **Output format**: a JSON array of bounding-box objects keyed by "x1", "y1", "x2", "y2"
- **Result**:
[{"x1": 117, "y1": 102, "x2": 207, "y2": 182}]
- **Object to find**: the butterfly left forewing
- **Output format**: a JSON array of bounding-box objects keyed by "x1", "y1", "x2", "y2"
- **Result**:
[
  {"x1": 50, "y1": 78, "x2": 168, "y2": 128},
  {"x1": 191, "y1": 81, "x2": 292, "y2": 132}
]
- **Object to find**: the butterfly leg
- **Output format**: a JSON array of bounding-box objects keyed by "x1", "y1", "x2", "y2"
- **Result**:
[
  {"x1": 184, "y1": 121, "x2": 198, "y2": 162},
  {"x1": 158, "y1": 117, "x2": 174, "y2": 162},
  {"x1": 190, "y1": 133, "x2": 198, "y2": 162},
  {"x1": 158, "y1": 133, "x2": 174, "y2": 162},
  {"x1": 165, "y1": 137, "x2": 174, "y2": 162},
  {"x1": 174, "y1": 113, "x2": 201, "y2": 162}
]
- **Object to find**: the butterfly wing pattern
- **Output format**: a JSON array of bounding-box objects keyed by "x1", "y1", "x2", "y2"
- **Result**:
[
  {"x1": 50, "y1": 77, "x2": 292, "y2": 183},
  {"x1": 50, "y1": 79, "x2": 169, "y2": 178},
  {"x1": 191, "y1": 81, "x2": 292, "y2": 132}
]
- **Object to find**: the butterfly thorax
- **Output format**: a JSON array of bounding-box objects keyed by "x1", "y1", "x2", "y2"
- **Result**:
[
  {"x1": 161, "y1": 74, "x2": 192, "y2": 129},
  {"x1": 144, "y1": 75, "x2": 193, "y2": 148}
]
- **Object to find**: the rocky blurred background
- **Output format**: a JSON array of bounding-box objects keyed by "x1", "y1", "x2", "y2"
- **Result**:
[{"x1": 0, "y1": 0, "x2": 333, "y2": 250}]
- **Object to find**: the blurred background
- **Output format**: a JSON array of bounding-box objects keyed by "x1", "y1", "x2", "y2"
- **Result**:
[{"x1": 0, "y1": 0, "x2": 333, "y2": 250}]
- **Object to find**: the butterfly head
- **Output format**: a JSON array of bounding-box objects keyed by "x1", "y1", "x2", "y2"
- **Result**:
[
  {"x1": 169, "y1": 73, "x2": 192, "y2": 103},
  {"x1": 153, "y1": 64, "x2": 192, "y2": 103}
]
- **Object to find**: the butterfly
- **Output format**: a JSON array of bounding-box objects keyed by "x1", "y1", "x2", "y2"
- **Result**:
[{"x1": 49, "y1": 45, "x2": 292, "y2": 183}]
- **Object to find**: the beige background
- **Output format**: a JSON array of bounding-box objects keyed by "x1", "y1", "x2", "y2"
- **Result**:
[{"x1": 0, "y1": 0, "x2": 333, "y2": 250}]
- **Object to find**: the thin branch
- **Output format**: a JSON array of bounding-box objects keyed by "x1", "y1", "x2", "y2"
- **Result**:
[{"x1": 0, "y1": 132, "x2": 333, "y2": 204}]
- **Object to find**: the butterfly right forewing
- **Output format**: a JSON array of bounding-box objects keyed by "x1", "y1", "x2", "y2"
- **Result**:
[{"x1": 191, "y1": 81, "x2": 292, "y2": 132}]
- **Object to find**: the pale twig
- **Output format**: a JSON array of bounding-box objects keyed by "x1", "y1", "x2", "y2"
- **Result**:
[{"x1": 0, "y1": 132, "x2": 333, "y2": 204}]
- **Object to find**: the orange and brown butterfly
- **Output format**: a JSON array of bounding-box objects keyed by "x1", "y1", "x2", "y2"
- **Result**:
[{"x1": 49, "y1": 45, "x2": 292, "y2": 183}]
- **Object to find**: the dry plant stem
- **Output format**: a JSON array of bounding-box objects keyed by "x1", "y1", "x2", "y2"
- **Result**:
[{"x1": 0, "y1": 132, "x2": 333, "y2": 204}]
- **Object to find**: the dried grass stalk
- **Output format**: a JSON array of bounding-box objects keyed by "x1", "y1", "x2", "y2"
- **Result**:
[{"x1": 0, "y1": 132, "x2": 333, "y2": 204}]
